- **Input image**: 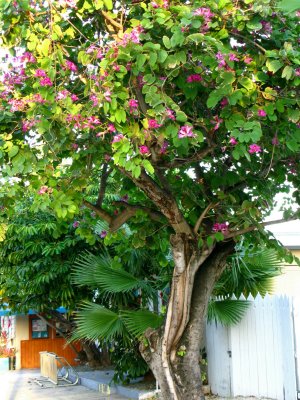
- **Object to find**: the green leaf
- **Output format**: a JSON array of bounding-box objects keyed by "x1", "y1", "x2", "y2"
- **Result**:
[
  {"x1": 115, "y1": 109, "x2": 127, "y2": 123},
  {"x1": 281, "y1": 65, "x2": 294, "y2": 80},
  {"x1": 136, "y1": 54, "x2": 147, "y2": 70},
  {"x1": 103, "y1": 0, "x2": 113, "y2": 10},
  {"x1": 277, "y1": 0, "x2": 300, "y2": 13},
  {"x1": 266, "y1": 59, "x2": 283, "y2": 73},
  {"x1": 142, "y1": 160, "x2": 154, "y2": 175},
  {"x1": 149, "y1": 52, "x2": 158, "y2": 67},
  {"x1": 238, "y1": 77, "x2": 254, "y2": 90},
  {"x1": 162, "y1": 36, "x2": 171, "y2": 49},
  {"x1": 158, "y1": 50, "x2": 168, "y2": 63},
  {"x1": 8, "y1": 145, "x2": 19, "y2": 158}
]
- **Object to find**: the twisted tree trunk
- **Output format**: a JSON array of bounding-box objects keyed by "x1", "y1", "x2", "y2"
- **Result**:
[{"x1": 140, "y1": 238, "x2": 235, "y2": 400}]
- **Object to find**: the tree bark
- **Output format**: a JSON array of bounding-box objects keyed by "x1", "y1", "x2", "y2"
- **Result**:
[{"x1": 140, "y1": 240, "x2": 235, "y2": 400}]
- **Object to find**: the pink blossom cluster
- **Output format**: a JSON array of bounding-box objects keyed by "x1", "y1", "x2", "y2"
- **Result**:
[
  {"x1": 112, "y1": 134, "x2": 124, "y2": 143},
  {"x1": 107, "y1": 123, "x2": 116, "y2": 133},
  {"x1": 2, "y1": 70, "x2": 27, "y2": 89},
  {"x1": 22, "y1": 119, "x2": 39, "y2": 132},
  {"x1": 139, "y1": 145, "x2": 150, "y2": 154},
  {"x1": 90, "y1": 94, "x2": 99, "y2": 107},
  {"x1": 178, "y1": 125, "x2": 196, "y2": 138},
  {"x1": 148, "y1": 119, "x2": 161, "y2": 129},
  {"x1": 65, "y1": 60, "x2": 78, "y2": 72},
  {"x1": 73, "y1": 221, "x2": 80, "y2": 228},
  {"x1": 66, "y1": 114, "x2": 101, "y2": 129},
  {"x1": 295, "y1": 68, "x2": 300, "y2": 76},
  {"x1": 257, "y1": 109, "x2": 266, "y2": 117},
  {"x1": 151, "y1": 0, "x2": 169, "y2": 9},
  {"x1": 229, "y1": 137, "x2": 238, "y2": 145},
  {"x1": 248, "y1": 144, "x2": 262, "y2": 154},
  {"x1": 86, "y1": 45, "x2": 104, "y2": 59},
  {"x1": 120, "y1": 26, "x2": 144, "y2": 47},
  {"x1": 186, "y1": 74, "x2": 202, "y2": 83},
  {"x1": 34, "y1": 69, "x2": 53, "y2": 86},
  {"x1": 212, "y1": 222, "x2": 229, "y2": 233},
  {"x1": 260, "y1": 20, "x2": 272, "y2": 34},
  {"x1": 129, "y1": 99, "x2": 139, "y2": 114},
  {"x1": 38, "y1": 185, "x2": 52, "y2": 195},
  {"x1": 20, "y1": 52, "x2": 36, "y2": 63},
  {"x1": 160, "y1": 140, "x2": 169, "y2": 154},
  {"x1": 166, "y1": 108, "x2": 176, "y2": 120},
  {"x1": 57, "y1": 0, "x2": 78, "y2": 8},
  {"x1": 211, "y1": 116, "x2": 223, "y2": 131},
  {"x1": 8, "y1": 98, "x2": 26, "y2": 112},
  {"x1": 193, "y1": 7, "x2": 215, "y2": 32}
]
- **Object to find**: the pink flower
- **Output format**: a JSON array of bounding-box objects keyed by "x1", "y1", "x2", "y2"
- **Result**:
[
  {"x1": 38, "y1": 186, "x2": 49, "y2": 195},
  {"x1": 160, "y1": 141, "x2": 169, "y2": 154},
  {"x1": 139, "y1": 145, "x2": 150, "y2": 154},
  {"x1": 34, "y1": 69, "x2": 47, "y2": 77},
  {"x1": 178, "y1": 125, "x2": 196, "y2": 138},
  {"x1": 193, "y1": 7, "x2": 214, "y2": 18},
  {"x1": 107, "y1": 123, "x2": 116, "y2": 133},
  {"x1": 148, "y1": 119, "x2": 161, "y2": 129},
  {"x1": 166, "y1": 108, "x2": 176, "y2": 120},
  {"x1": 186, "y1": 74, "x2": 202, "y2": 83},
  {"x1": 112, "y1": 134, "x2": 124, "y2": 143},
  {"x1": 31, "y1": 94, "x2": 46, "y2": 103},
  {"x1": 100, "y1": 230, "x2": 107, "y2": 238},
  {"x1": 20, "y1": 52, "x2": 36, "y2": 63},
  {"x1": 211, "y1": 116, "x2": 223, "y2": 131},
  {"x1": 244, "y1": 56, "x2": 253, "y2": 64},
  {"x1": 229, "y1": 137, "x2": 238, "y2": 145},
  {"x1": 90, "y1": 94, "x2": 99, "y2": 107},
  {"x1": 56, "y1": 90, "x2": 70, "y2": 100},
  {"x1": 151, "y1": 1, "x2": 159, "y2": 8},
  {"x1": 40, "y1": 77, "x2": 53, "y2": 86},
  {"x1": 295, "y1": 68, "x2": 300, "y2": 76},
  {"x1": 129, "y1": 99, "x2": 139, "y2": 112},
  {"x1": 65, "y1": 60, "x2": 77, "y2": 72},
  {"x1": 104, "y1": 89, "x2": 112, "y2": 102},
  {"x1": 22, "y1": 119, "x2": 36, "y2": 132},
  {"x1": 249, "y1": 144, "x2": 262, "y2": 154},
  {"x1": 70, "y1": 94, "x2": 78, "y2": 101},
  {"x1": 113, "y1": 64, "x2": 120, "y2": 71},
  {"x1": 229, "y1": 53, "x2": 239, "y2": 62},
  {"x1": 258, "y1": 109, "x2": 267, "y2": 117},
  {"x1": 272, "y1": 136, "x2": 279, "y2": 146},
  {"x1": 212, "y1": 222, "x2": 229, "y2": 233},
  {"x1": 73, "y1": 221, "x2": 80, "y2": 228},
  {"x1": 260, "y1": 20, "x2": 272, "y2": 34},
  {"x1": 220, "y1": 97, "x2": 228, "y2": 107}
]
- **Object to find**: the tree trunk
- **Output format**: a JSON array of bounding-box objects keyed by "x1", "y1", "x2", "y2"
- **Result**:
[{"x1": 140, "y1": 239, "x2": 235, "y2": 400}]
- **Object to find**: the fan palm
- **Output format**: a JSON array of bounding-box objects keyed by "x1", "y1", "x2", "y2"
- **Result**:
[{"x1": 72, "y1": 244, "x2": 283, "y2": 341}]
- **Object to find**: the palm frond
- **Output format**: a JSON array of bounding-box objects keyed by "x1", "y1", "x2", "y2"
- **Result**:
[
  {"x1": 72, "y1": 251, "x2": 155, "y2": 296},
  {"x1": 122, "y1": 310, "x2": 163, "y2": 337},
  {"x1": 73, "y1": 302, "x2": 128, "y2": 342},
  {"x1": 214, "y1": 247, "x2": 282, "y2": 298},
  {"x1": 207, "y1": 299, "x2": 251, "y2": 325},
  {"x1": 72, "y1": 302, "x2": 163, "y2": 342}
]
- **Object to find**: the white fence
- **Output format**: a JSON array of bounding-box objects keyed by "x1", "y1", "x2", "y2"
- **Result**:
[{"x1": 206, "y1": 295, "x2": 300, "y2": 400}]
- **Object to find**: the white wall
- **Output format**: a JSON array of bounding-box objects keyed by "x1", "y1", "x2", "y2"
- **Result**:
[{"x1": 206, "y1": 295, "x2": 298, "y2": 400}]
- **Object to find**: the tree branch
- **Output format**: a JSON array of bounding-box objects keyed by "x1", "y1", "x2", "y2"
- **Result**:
[
  {"x1": 120, "y1": 168, "x2": 194, "y2": 236},
  {"x1": 156, "y1": 146, "x2": 216, "y2": 169},
  {"x1": 193, "y1": 202, "x2": 218, "y2": 234},
  {"x1": 225, "y1": 214, "x2": 300, "y2": 239},
  {"x1": 231, "y1": 31, "x2": 267, "y2": 54},
  {"x1": 96, "y1": 163, "x2": 111, "y2": 208},
  {"x1": 113, "y1": 201, "x2": 163, "y2": 222},
  {"x1": 83, "y1": 200, "x2": 112, "y2": 225}
]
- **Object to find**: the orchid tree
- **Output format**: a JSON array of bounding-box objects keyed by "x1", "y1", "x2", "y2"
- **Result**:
[{"x1": 0, "y1": 0, "x2": 300, "y2": 398}]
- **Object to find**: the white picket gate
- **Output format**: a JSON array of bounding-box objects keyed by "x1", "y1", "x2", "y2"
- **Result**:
[{"x1": 206, "y1": 295, "x2": 300, "y2": 400}]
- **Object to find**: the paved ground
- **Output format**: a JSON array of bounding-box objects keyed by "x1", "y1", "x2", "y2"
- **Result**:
[{"x1": 0, "y1": 369, "x2": 131, "y2": 400}]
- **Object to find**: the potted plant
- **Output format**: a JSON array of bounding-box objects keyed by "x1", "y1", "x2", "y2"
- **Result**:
[{"x1": 0, "y1": 331, "x2": 15, "y2": 372}]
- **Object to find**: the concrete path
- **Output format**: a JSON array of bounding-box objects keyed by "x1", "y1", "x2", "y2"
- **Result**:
[{"x1": 0, "y1": 369, "x2": 131, "y2": 400}]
